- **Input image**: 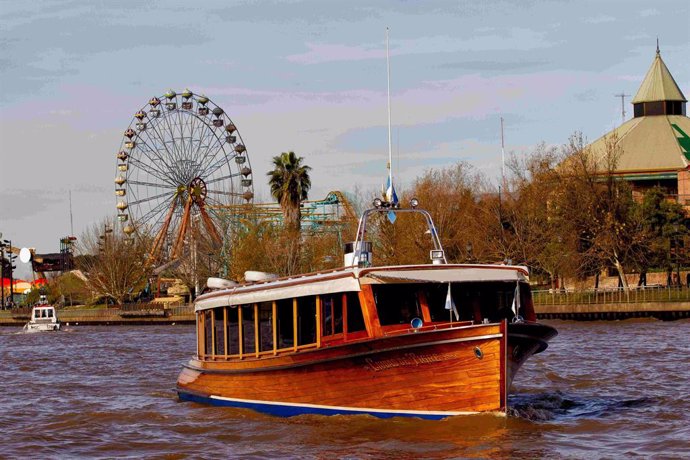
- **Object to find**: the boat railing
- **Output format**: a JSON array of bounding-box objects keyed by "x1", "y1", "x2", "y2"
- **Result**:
[
  {"x1": 351, "y1": 203, "x2": 447, "y2": 267},
  {"x1": 381, "y1": 320, "x2": 476, "y2": 336}
]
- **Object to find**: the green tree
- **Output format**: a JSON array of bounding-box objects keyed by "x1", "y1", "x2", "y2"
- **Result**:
[
  {"x1": 267, "y1": 151, "x2": 312, "y2": 231},
  {"x1": 639, "y1": 187, "x2": 688, "y2": 285}
]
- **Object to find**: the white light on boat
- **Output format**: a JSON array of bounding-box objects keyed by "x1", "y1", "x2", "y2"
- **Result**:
[
  {"x1": 430, "y1": 249, "x2": 445, "y2": 264},
  {"x1": 373, "y1": 198, "x2": 383, "y2": 208},
  {"x1": 410, "y1": 198, "x2": 419, "y2": 208}
]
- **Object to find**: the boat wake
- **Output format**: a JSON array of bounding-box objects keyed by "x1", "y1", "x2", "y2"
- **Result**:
[{"x1": 508, "y1": 391, "x2": 656, "y2": 422}]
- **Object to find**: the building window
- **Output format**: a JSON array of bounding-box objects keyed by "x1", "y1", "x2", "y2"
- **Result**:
[
  {"x1": 666, "y1": 101, "x2": 685, "y2": 115},
  {"x1": 633, "y1": 103, "x2": 644, "y2": 118},
  {"x1": 644, "y1": 101, "x2": 664, "y2": 116}
]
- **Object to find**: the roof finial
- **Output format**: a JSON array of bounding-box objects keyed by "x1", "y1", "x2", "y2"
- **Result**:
[{"x1": 656, "y1": 37, "x2": 660, "y2": 55}]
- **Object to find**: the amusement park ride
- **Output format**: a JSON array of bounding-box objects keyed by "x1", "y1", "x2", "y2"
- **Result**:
[
  {"x1": 114, "y1": 90, "x2": 254, "y2": 266},
  {"x1": 114, "y1": 90, "x2": 355, "y2": 273}
]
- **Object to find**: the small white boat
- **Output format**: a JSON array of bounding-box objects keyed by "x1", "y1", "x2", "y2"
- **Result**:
[{"x1": 24, "y1": 305, "x2": 61, "y2": 332}]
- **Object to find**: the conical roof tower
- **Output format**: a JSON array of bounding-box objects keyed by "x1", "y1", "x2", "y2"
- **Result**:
[
  {"x1": 631, "y1": 43, "x2": 686, "y2": 115},
  {"x1": 587, "y1": 45, "x2": 690, "y2": 191}
]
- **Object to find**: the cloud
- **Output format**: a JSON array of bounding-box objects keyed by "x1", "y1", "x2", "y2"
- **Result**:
[
  {"x1": 0, "y1": 189, "x2": 62, "y2": 220},
  {"x1": 639, "y1": 9, "x2": 659, "y2": 17},
  {"x1": 286, "y1": 29, "x2": 553, "y2": 65},
  {"x1": 585, "y1": 15, "x2": 616, "y2": 24}
]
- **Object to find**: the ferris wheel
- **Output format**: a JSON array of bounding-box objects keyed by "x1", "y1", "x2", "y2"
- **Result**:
[{"x1": 114, "y1": 89, "x2": 253, "y2": 263}]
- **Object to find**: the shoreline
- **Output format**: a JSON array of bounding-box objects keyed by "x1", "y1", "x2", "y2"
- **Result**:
[{"x1": 2, "y1": 302, "x2": 689, "y2": 326}]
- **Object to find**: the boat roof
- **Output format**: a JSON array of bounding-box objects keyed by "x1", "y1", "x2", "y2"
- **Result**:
[{"x1": 194, "y1": 264, "x2": 528, "y2": 311}]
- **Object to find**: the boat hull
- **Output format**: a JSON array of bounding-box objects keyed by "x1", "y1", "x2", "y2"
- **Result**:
[
  {"x1": 506, "y1": 321, "x2": 558, "y2": 388},
  {"x1": 24, "y1": 322, "x2": 61, "y2": 332},
  {"x1": 177, "y1": 323, "x2": 508, "y2": 419}
]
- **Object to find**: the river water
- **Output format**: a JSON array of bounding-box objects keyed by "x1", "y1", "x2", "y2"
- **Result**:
[{"x1": 1, "y1": 320, "x2": 688, "y2": 459}]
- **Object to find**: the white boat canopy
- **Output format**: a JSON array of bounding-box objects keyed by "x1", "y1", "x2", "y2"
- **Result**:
[
  {"x1": 195, "y1": 265, "x2": 528, "y2": 312},
  {"x1": 195, "y1": 273, "x2": 360, "y2": 311},
  {"x1": 358, "y1": 266, "x2": 529, "y2": 284}
]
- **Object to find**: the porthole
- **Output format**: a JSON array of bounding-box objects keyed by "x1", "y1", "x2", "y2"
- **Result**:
[{"x1": 474, "y1": 346, "x2": 483, "y2": 359}]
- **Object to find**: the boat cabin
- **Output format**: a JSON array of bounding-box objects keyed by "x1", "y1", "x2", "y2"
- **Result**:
[{"x1": 195, "y1": 265, "x2": 536, "y2": 361}]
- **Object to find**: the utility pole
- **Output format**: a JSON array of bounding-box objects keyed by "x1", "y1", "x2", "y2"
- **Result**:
[
  {"x1": 0, "y1": 233, "x2": 4, "y2": 310},
  {"x1": 614, "y1": 93, "x2": 631, "y2": 124}
]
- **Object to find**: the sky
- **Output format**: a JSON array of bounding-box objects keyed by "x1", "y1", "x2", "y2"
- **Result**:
[{"x1": 1, "y1": 0, "x2": 689, "y2": 277}]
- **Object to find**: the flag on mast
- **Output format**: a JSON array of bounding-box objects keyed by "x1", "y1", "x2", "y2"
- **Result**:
[
  {"x1": 510, "y1": 281, "x2": 521, "y2": 318},
  {"x1": 445, "y1": 283, "x2": 459, "y2": 321}
]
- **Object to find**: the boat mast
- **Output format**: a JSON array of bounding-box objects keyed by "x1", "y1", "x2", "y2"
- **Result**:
[
  {"x1": 500, "y1": 117, "x2": 506, "y2": 191},
  {"x1": 386, "y1": 27, "x2": 393, "y2": 193}
]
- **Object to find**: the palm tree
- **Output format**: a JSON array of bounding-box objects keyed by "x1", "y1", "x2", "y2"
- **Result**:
[{"x1": 267, "y1": 151, "x2": 312, "y2": 231}]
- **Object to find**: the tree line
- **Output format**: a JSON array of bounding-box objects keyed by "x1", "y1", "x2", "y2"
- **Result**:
[{"x1": 42, "y1": 137, "x2": 689, "y2": 306}]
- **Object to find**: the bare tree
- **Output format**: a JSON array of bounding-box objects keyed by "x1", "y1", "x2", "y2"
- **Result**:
[{"x1": 76, "y1": 220, "x2": 151, "y2": 305}]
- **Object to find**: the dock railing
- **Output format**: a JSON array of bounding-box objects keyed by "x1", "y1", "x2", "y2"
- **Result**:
[{"x1": 532, "y1": 285, "x2": 690, "y2": 305}]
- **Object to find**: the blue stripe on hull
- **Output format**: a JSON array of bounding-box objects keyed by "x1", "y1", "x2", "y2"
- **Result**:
[{"x1": 177, "y1": 391, "x2": 465, "y2": 420}]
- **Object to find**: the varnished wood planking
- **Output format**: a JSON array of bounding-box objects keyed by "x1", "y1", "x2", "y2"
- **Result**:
[{"x1": 178, "y1": 328, "x2": 505, "y2": 413}]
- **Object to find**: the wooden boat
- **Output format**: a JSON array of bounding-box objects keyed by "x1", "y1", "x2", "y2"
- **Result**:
[
  {"x1": 24, "y1": 304, "x2": 61, "y2": 332},
  {"x1": 177, "y1": 204, "x2": 557, "y2": 419}
]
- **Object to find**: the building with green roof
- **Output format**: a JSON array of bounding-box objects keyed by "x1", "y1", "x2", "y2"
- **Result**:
[{"x1": 588, "y1": 45, "x2": 689, "y2": 203}]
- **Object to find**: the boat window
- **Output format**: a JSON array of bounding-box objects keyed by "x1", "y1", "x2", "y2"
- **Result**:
[
  {"x1": 321, "y1": 294, "x2": 343, "y2": 336},
  {"x1": 204, "y1": 310, "x2": 213, "y2": 356},
  {"x1": 214, "y1": 307, "x2": 225, "y2": 356},
  {"x1": 47, "y1": 309, "x2": 53, "y2": 318},
  {"x1": 372, "y1": 284, "x2": 422, "y2": 326},
  {"x1": 346, "y1": 292, "x2": 366, "y2": 332},
  {"x1": 276, "y1": 298, "x2": 294, "y2": 349},
  {"x1": 297, "y1": 296, "x2": 316, "y2": 346},
  {"x1": 423, "y1": 282, "x2": 526, "y2": 323},
  {"x1": 34, "y1": 310, "x2": 40, "y2": 319},
  {"x1": 227, "y1": 307, "x2": 240, "y2": 355},
  {"x1": 242, "y1": 305, "x2": 256, "y2": 355},
  {"x1": 258, "y1": 302, "x2": 274, "y2": 352}
]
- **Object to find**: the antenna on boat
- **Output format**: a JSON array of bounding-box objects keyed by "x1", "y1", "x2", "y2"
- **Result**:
[
  {"x1": 383, "y1": 27, "x2": 399, "y2": 219},
  {"x1": 386, "y1": 27, "x2": 393, "y2": 192}
]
